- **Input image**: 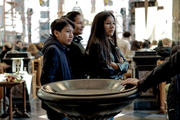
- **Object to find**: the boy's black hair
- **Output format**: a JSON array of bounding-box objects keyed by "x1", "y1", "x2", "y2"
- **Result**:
[
  {"x1": 4, "y1": 44, "x2": 12, "y2": 51},
  {"x1": 16, "y1": 40, "x2": 22, "y2": 44},
  {"x1": 51, "y1": 17, "x2": 75, "y2": 36},
  {"x1": 123, "y1": 31, "x2": 131, "y2": 38}
]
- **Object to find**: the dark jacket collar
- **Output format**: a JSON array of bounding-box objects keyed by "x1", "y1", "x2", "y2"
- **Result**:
[
  {"x1": 42, "y1": 35, "x2": 67, "y2": 54},
  {"x1": 73, "y1": 36, "x2": 83, "y2": 43}
]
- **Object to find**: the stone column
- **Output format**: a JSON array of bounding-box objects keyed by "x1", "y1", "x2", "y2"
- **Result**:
[{"x1": 172, "y1": 0, "x2": 180, "y2": 41}]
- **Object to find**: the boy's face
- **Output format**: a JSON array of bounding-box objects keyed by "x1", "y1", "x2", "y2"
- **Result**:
[
  {"x1": 16, "y1": 42, "x2": 23, "y2": 48},
  {"x1": 73, "y1": 15, "x2": 84, "y2": 36},
  {"x1": 54, "y1": 25, "x2": 74, "y2": 46}
]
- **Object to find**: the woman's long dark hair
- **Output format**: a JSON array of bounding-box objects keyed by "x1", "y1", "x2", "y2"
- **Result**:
[{"x1": 86, "y1": 11, "x2": 120, "y2": 64}]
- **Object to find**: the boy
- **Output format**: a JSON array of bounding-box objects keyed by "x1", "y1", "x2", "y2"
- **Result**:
[{"x1": 40, "y1": 17, "x2": 74, "y2": 120}]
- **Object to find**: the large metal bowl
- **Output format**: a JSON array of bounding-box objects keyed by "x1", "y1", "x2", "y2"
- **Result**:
[{"x1": 38, "y1": 79, "x2": 139, "y2": 120}]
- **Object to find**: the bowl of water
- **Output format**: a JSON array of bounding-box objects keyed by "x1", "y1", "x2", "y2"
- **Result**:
[{"x1": 38, "y1": 79, "x2": 139, "y2": 120}]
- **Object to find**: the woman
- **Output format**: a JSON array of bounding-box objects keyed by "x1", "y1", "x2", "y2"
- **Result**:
[
  {"x1": 85, "y1": 11, "x2": 129, "y2": 80},
  {"x1": 65, "y1": 11, "x2": 86, "y2": 79}
]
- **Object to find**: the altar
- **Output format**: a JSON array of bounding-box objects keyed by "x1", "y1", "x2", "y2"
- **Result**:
[{"x1": 2, "y1": 52, "x2": 34, "y2": 73}]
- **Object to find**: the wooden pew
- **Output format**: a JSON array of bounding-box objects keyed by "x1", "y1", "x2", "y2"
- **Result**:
[{"x1": 32, "y1": 56, "x2": 43, "y2": 92}]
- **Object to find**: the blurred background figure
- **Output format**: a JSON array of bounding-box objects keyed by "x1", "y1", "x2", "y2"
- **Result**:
[
  {"x1": 35, "y1": 42, "x2": 44, "y2": 51},
  {"x1": 14, "y1": 40, "x2": 26, "y2": 52},
  {"x1": 117, "y1": 31, "x2": 131, "y2": 58},
  {"x1": 142, "y1": 40, "x2": 151, "y2": 49},
  {"x1": 155, "y1": 38, "x2": 172, "y2": 60},
  {"x1": 150, "y1": 40, "x2": 158, "y2": 50},
  {"x1": 27, "y1": 44, "x2": 42, "y2": 59},
  {"x1": 0, "y1": 42, "x2": 12, "y2": 62},
  {"x1": 131, "y1": 40, "x2": 141, "y2": 51}
]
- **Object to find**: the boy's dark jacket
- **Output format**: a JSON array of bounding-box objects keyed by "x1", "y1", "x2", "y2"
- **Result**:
[
  {"x1": 41, "y1": 35, "x2": 71, "y2": 86},
  {"x1": 40, "y1": 35, "x2": 71, "y2": 112}
]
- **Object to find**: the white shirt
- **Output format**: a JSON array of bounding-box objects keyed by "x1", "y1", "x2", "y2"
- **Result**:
[{"x1": 117, "y1": 38, "x2": 131, "y2": 58}]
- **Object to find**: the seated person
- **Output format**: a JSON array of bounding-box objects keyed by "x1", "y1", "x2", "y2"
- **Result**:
[
  {"x1": 14, "y1": 41, "x2": 26, "y2": 52},
  {"x1": 0, "y1": 42, "x2": 12, "y2": 62},
  {"x1": 27, "y1": 44, "x2": 42, "y2": 59},
  {"x1": 155, "y1": 38, "x2": 172, "y2": 60},
  {"x1": 117, "y1": 31, "x2": 131, "y2": 58}
]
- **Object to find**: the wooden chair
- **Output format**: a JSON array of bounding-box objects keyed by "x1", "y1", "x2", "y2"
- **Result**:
[
  {"x1": 157, "y1": 59, "x2": 167, "y2": 113},
  {"x1": 32, "y1": 56, "x2": 43, "y2": 91},
  {"x1": 31, "y1": 71, "x2": 37, "y2": 98}
]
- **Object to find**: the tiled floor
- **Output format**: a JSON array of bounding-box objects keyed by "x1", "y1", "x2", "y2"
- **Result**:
[{"x1": 0, "y1": 98, "x2": 167, "y2": 120}]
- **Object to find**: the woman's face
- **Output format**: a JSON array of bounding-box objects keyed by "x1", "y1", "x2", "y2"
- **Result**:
[
  {"x1": 54, "y1": 24, "x2": 74, "y2": 46},
  {"x1": 73, "y1": 15, "x2": 84, "y2": 36},
  {"x1": 104, "y1": 16, "x2": 115, "y2": 37}
]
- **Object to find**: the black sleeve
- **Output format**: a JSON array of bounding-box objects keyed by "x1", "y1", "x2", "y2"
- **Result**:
[{"x1": 138, "y1": 50, "x2": 180, "y2": 92}]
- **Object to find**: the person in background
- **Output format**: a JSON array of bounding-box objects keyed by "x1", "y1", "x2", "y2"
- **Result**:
[
  {"x1": 35, "y1": 42, "x2": 44, "y2": 51},
  {"x1": 40, "y1": 17, "x2": 74, "y2": 120},
  {"x1": 149, "y1": 40, "x2": 158, "y2": 50},
  {"x1": 121, "y1": 47, "x2": 180, "y2": 120},
  {"x1": 155, "y1": 38, "x2": 172, "y2": 60},
  {"x1": 142, "y1": 40, "x2": 151, "y2": 49},
  {"x1": 117, "y1": 31, "x2": 131, "y2": 58},
  {"x1": 14, "y1": 40, "x2": 25, "y2": 52},
  {"x1": 171, "y1": 40, "x2": 180, "y2": 48},
  {"x1": 65, "y1": 11, "x2": 86, "y2": 79},
  {"x1": 158, "y1": 40, "x2": 163, "y2": 47},
  {"x1": 166, "y1": 45, "x2": 180, "y2": 120},
  {"x1": 27, "y1": 43, "x2": 42, "y2": 59},
  {"x1": 0, "y1": 42, "x2": 12, "y2": 62},
  {"x1": 86, "y1": 11, "x2": 129, "y2": 80},
  {"x1": 131, "y1": 40, "x2": 141, "y2": 51},
  {"x1": 154, "y1": 40, "x2": 163, "y2": 52}
]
